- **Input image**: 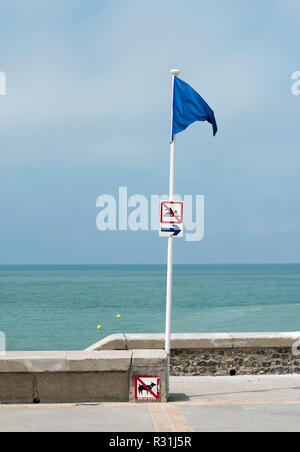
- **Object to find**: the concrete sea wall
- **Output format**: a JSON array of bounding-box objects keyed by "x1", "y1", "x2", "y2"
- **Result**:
[
  {"x1": 0, "y1": 350, "x2": 168, "y2": 404},
  {"x1": 88, "y1": 332, "x2": 300, "y2": 377},
  {"x1": 1, "y1": 333, "x2": 299, "y2": 403}
]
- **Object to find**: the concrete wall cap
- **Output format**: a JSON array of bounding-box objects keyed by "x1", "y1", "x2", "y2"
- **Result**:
[
  {"x1": 0, "y1": 352, "x2": 68, "y2": 373},
  {"x1": 87, "y1": 332, "x2": 300, "y2": 351},
  {"x1": 126, "y1": 334, "x2": 165, "y2": 350},
  {"x1": 67, "y1": 351, "x2": 132, "y2": 372},
  {"x1": 170, "y1": 333, "x2": 234, "y2": 349},
  {"x1": 85, "y1": 334, "x2": 126, "y2": 351},
  {"x1": 232, "y1": 332, "x2": 300, "y2": 348},
  {"x1": 91, "y1": 333, "x2": 234, "y2": 350},
  {"x1": 131, "y1": 349, "x2": 168, "y2": 367}
]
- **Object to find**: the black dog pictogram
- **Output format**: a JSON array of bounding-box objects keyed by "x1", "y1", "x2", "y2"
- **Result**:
[{"x1": 138, "y1": 381, "x2": 156, "y2": 396}]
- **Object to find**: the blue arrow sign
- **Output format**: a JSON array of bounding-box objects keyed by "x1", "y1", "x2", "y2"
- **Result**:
[{"x1": 161, "y1": 225, "x2": 181, "y2": 237}]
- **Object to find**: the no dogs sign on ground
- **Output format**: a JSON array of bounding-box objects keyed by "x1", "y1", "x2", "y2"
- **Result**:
[{"x1": 135, "y1": 375, "x2": 160, "y2": 401}]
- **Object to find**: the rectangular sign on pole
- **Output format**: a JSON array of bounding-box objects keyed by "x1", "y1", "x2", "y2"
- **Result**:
[{"x1": 159, "y1": 201, "x2": 184, "y2": 238}]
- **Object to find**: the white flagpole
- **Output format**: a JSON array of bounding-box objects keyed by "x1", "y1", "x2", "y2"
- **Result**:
[{"x1": 165, "y1": 69, "x2": 181, "y2": 393}]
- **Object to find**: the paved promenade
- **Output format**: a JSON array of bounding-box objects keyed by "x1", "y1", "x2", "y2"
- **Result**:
[{"x1": 0, "y1": 375, "x2": 299, "y2": 432}]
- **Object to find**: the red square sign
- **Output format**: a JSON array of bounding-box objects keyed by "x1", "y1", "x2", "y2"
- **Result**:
[
  {"x1": 135, "y1": 376, "x2": 160, "y2": 401},
  {"x1": 160, "y1": 201, "x2": 184, "y2": 225}
]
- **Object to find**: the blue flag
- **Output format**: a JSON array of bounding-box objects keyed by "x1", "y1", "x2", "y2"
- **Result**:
[{"x1": 172, "y1": 76, "x2": 218, "y2": 141}]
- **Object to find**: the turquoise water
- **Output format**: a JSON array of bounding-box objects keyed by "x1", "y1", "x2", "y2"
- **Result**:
[{"x1": 0, "y1": 265, "x2": 300, "y2": 351}]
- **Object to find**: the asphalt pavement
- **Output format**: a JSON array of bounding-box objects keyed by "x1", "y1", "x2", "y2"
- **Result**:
[{"x1": 0, "y1": 375, "x2": 299, "y2": 432}]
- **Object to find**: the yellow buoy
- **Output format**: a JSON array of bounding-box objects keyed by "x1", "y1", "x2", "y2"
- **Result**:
[
  {"x1": 97, "y1": 325, "x2": 102, "y2": 331},
  {"x1": 117, "y1": 314, "x2": 121, "y2": 319}
]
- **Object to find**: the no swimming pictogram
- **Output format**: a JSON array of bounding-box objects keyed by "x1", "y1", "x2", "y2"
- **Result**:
[{"x1": 160, "y1": 201, "x2": 183, "y2": 224}]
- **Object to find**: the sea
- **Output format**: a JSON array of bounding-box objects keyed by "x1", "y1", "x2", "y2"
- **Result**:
[{"x1": 0, "y1": 264, "x2": 299, "y2": 351}]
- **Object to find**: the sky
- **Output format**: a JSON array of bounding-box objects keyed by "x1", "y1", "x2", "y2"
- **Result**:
[{"x1": 0, "y1": 0, "x2": 299, "y2": 264}]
